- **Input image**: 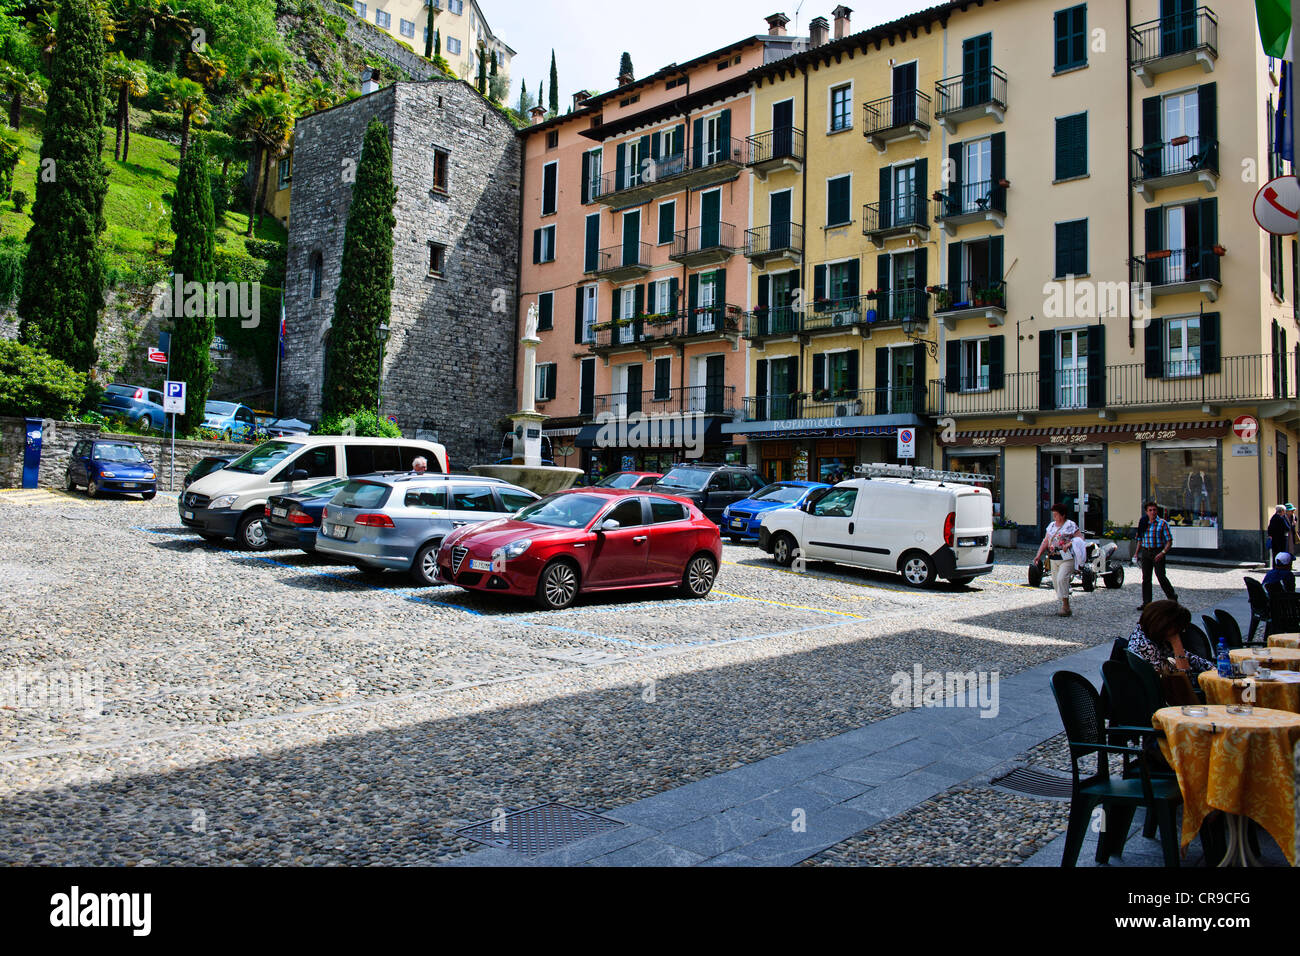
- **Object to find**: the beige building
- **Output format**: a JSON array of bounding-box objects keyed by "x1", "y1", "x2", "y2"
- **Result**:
[{"x1": 349, "y1": 0, "x2": 514, "y2": 84}]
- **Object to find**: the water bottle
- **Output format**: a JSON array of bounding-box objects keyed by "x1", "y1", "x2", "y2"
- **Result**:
[{"x1": 1216, "y1": 637, "x2": 1232, "y2": 679}]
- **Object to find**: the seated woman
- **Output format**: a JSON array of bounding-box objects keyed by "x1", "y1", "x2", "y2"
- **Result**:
[{"x1": 1128, "y1": 600, "x2": 1213, "y2": 678}]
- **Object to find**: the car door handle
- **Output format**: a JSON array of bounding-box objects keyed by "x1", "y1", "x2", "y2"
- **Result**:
[
  {"x1": 633, "y1": 535, "x2": 648, "y2": 544},
  {"x1": 849, "y1": 522, "x2": 855, "y2": 534}
]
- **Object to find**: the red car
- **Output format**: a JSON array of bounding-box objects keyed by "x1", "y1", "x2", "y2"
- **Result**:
[
  {"x1": 595, "y1": 471, "x2": 663, "y2": 489},
  {"x1": 436, "y1": 488, "x2": 721, "y2": 610}
]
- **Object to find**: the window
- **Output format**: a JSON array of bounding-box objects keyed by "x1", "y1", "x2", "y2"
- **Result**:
[
  {"x1": 448, "y1": 0, "x2": 463, "y2": 14},
  {"x1": 606, "y1": 498, "x2": 645, "y2": 527},
  {"x1": 1165, "y1": 316, "x2": 1201, "y2": 377},
  {"x1": 653, "y1": 357, "x2": 671, "y2": 400},
  {"x1": 585, "y1": 149, "x2": 602, "y2": 202},
  {"x1": 651, "y1": 499, "x2": 688, "y2": 523},
  {"x1": 1055, "y1": 112, "x2": 1087, "y2": 180},
  {"x1": 825, "y1": 259, "x2": 858, "y2": 309},
  {"x1": 405, "y1": 487, "x2": 447, "y2": 509},
  {"x1": 1054, "y1": 4, "x2": 1087, "y2": 71},
  {"x1": 451, "y1": 485, "x2": 498, "y2": 512},
  {"x1": 535, "y1": 363, "x2": 557, "y2": 402},
  {"x1": 399, "y1": 18, "x2": 415, "y2": 38},
  {"x1": 533, "y1": 225, "x2": 556, "y2": 263},
  {"x1": 1054, "y1": 219, "x2": 1088, "y2": 277},
  {"x1": 541, "y1": 161, "x2": 558, "y2": 215},
  {"x1": 546, "y1": 130, "x2": 559, "y2": 149},
  {"x1": 827, "y1": 175, "x2": 851, "y2": 227},
  {"x1": 428, "y1": 242, "x2": 446, "y2": 276},
  {"x1": 584, "y1": 213, "x2": 600, "y2": 274},
  {"x1": 353, "y1": 2, "x2": 365, "y2": 17},
  {"x1": 580, "y1": 285, "x2": 598, "y2": 344},
  {"x1": 447, "y1": 37, "x2": 461, "y2": 54},
  {"x1": 813, "y1": 351, "x2": 857, "y2": 401},
  {"x1": 1145, "y1": 443, "x2": 1218, "y2": 530},
  {"x1": 375, "y1": 9, "x2": 390, "y2": 29},
  {"x1": 829, "y1": 83, "x2": 852, "y2": 132},
  {"x1": 961, "y1": 338, "x2": 990, "y2": 391},
  {"x1": 498, "y1": 490, "x2": 537, "y2": 513},
  {"x1": 813, "y1": 488, "x2": 858, "y2": 518},
  {"x1": 962, "y1": 138, "x2": 992, "y2": 210},
  {"x1": 432, "y1": 148, "x2": 449, "y2": 192},
  {"x1": 537, "y1": 292, "x2": 554, "y2": 331},
  {"x1": 658, "y1": 200, "x2": 676, "y2": 245},
  {"x1": 309, "y1": 252, "x2": 323, "y2": 299},
  {"x1": 277, "y1": 156, "x2": 291, "y2": 189},
  {"x1": 1057, "y1": 328, "x2": 1088, "y2": 409}
]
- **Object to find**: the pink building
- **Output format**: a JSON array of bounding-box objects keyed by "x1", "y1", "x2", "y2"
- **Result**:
[{"x1": 516, "y1": 17, "x2": 805, "y2": 479}]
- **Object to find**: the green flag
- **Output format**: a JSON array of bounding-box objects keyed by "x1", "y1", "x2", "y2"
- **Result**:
[{"x1": 1257, "y1": 0, "x2": 1291, "y2": 58}]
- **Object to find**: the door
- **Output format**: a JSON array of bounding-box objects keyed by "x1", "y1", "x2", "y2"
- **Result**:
[
  {"x1": 588, "y1": 497, "x2": 650, "y2": 585},
  {"x1": 962, "y1": 139, "x2": 992, "y2": 214},
  {"x1": 892, "y1": 253, "x2": 917, "y2": 321},
  {"x1": 700, "y1": 190, "x2": 721, "y2": 250},
  {"x1": 890, "y1": 347, "x2": 915, "y2": 413},
  {"x1": 892, "y1": 62, "x2": 917, "y2": 125},
  {"x1": 772, "y1": 270, "x2": 798, "y2": 334},
  {"x1": 582, "y1": 285, "x2": 598, "y2": 343},
  {"x1": 1160, "y1": 0, "x2": 1196, "y2": 56},
  {"x1": 704, "y1": 354, "x2": 725, "y2": 414},
  {"x1": 1162, "y1": 89, "x2": 1199, "y2": 175},
  {"x1": 1052, "y1": 465, "x2": 1105, "y2": 537},
  {"x1": 803, "y1": 486, "x2": 862, "y2": 561},
  {"x1": 893, "y1": 163, "x2": 918, "y2": 226},
  {"x1": 697, "y1": 272, "x2": 717, "y2": 333},
  {"x1": 646, "y1": 497, "x2": 695, "y2": 583},
  {"x1": 703, "y1": 114, "x2": 723, "y2": 166},
  {"x1": 772, "y1": 99, "x2": 794, "y2": 158},
  {"x1": 622, "y1": 211, "x2": 641, "y2": 267},
  {"x1": 579, "y1": 357, "x2": 595, "y2": 417},
  {"x1": 962, "y1": 34, "x2": 992, "y2": 108},
  {"x1": 1057, "y1": 329, "x2": 1088, "y2": 409}
]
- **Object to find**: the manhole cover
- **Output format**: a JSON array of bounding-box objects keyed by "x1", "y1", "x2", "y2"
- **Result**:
[
  {"x1": 989, "y1": 766, "x2": 1074, "y2": 801},
  {"x1": 455, "y1": 803, "x2": 625, "y2": 857}
]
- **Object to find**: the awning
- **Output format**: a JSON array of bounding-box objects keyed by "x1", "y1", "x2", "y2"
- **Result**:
[
  {"x1": 744, "y1": 425, "x2": 902, "y2": 440},
  {"x1": 542, "y1": 427, "x2": 583, "y2": 438},
  {"x1": 724, "y1": 412, "x2": 921, "y2": 439},
  {"x1": 575, "y1": 416, "x2": 728, "y2": 449},
  {"x1": 943, "y1": 419, "x2": 1232, "y2": 448}
]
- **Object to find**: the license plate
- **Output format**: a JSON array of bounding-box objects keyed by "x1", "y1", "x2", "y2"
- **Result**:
[
  {"x1": 123, "y1": 483, "x2": 138, "y2": 489},
  {"x1": 272, "y1": 507, "x2": 288, "y2": 518},
  {"x1": 731, "y1": 519, "x2": 743, "y2": 528},
  {"x1": 958, "y1": 538, "x2": 978, "y2": 548},
  {"x1": 469, "y1": 559, "x2": 493, "y2": 572},
  {"x1": 183, "y1": 511, "x2": 193, "y2": 520},
  {"x1": 327, "y1": 524, "x2": 348, "y2": 540}
]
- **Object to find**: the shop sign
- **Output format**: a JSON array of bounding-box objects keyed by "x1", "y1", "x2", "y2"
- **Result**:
[
  {"x1": 1232, "y1": 444, "x2": 1259, "y2": 457},
  {"x1": 951, "y1": 420, "x2": 1230, "y2": 448}
]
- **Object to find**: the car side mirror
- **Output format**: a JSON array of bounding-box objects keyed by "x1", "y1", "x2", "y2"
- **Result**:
[
  {"x1": 290, "y1": 469, "x2": 309, "y2": 482},
  {"x1": 600, "y1": 519, "x2": 621, "y2": 531}
]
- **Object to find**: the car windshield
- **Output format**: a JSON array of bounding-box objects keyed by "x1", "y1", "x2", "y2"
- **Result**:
[
  {"x1": 332, "y1": 481, "x2": 391, "y2": 509},
  {"x1": 751, "y1": 483, "x2": 808, "y2": 504},
  {"x1": 205, "y1": 402, "x2": 236, "y2": 416},
  {"x1": 224, "y1": 441, "x2": 303, "y2": 474},
  {"x1": 597, "y1": 473, "x2": 642, "y2": 489},
  {"x1": 656, "y1": 468, "x2": 710, "y2": 491},
  {"x1": 514, "y1": 494, "x2": 608, "y2": 528},
  {"x1": 93, "y1": 443, "x2": 145, "y2": 462},
  {"x1": 105, "y1": 385, "x2": 135, "y2": 397},
  {"x1": 303, "y1": 478, "x2": 350, "y2": 498}
]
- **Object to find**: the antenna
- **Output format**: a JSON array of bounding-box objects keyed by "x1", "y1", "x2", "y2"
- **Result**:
[{"x1": 793, "y1": 0, "x2": 807, "y2": 37}]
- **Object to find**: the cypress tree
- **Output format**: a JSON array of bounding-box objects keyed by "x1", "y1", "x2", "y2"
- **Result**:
[
  {"x1": 17, "y1": 0, "x2": 108, "y2": 373},
  {"x1": 434, "y1": 29, "x2": 440, "y2": 58},
  {"x1": 548, "y1": 50, "x2": 558, "y2": 115},
  {"x1": 619, "y1": 52, "x2": 633, "y2": 79},
  {"x1": 476, "y1": 44, "x2": 486, "y2": 93},
  {"x1": 321, "y1": 119, "x2": 395, "y2": 419},
  {"x1": 168, "y1": 143, "x2": 216, "y2": 435},
  {"x1": 518, "y1": 78, "x2": 527, "y2": 114},
  {"x1": 424, "y1": 4, "x2": 435, "y2": 59}
]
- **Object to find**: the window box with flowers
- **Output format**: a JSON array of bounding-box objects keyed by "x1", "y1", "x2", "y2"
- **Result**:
[{"x1": 930, "y1": 285, "x2": 952, "y2": 311}]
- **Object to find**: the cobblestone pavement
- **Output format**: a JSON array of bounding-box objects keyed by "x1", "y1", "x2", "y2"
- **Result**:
[{"x1": 0, "y1": 492, "x2": 1241, "y2": 865}]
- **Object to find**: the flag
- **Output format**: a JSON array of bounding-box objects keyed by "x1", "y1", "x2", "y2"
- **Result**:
[
  {"x1": 1279, "y1": 60, "x2": 1295, "y2": 165},
  {"x1": 1257, "y1": 0, "x2": 1291, "y2": 58},
  {"x1": 278, "y1": 296, "x2": 286, "y2": 359}
]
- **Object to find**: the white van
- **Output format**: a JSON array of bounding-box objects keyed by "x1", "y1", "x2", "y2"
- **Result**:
[
  {"x1": 179, "y1": 436, "x2": 449, "y2": 551},
  {"x1": 757, "y1": 464, "x2": 995, "y2": 588}
]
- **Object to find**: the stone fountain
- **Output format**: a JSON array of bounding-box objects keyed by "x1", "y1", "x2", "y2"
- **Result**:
[{"x1": 470, "y1": 303, "x2": 584, "y2": 495}]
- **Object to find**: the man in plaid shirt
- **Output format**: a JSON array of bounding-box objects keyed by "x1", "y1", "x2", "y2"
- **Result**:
[{"x1": 1137, "y1": 500, "x2": 1176, "y2": 608}]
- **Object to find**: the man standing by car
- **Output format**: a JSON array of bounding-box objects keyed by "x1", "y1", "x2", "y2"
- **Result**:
[{"x1": 1137, "y1": 500, "x2": 1176, "y2": 609}]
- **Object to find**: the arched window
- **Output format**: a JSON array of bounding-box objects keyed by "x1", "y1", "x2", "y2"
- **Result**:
[{"x1": 310, "y1": 252, "x2": 323, "y2": 299}]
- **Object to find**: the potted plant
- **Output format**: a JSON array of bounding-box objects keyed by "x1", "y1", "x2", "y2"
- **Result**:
[
  {"x1": 1212, "y1": 244, "x2": 1226, "y2": 256},
  {"x1": 987, "y1": 286, "x2": 1004, "y2": 308},
  {"x1": 932, "y1": 287, "x2": 952, "y2": 311},
  {"x1": 814, "y1": 296, "x2": 831, "y2": 313},
  {"x1": 1101, "y1": 520, "x2": 1136, "y2": 560},
  {"x1": 992, "y1": 515, "x2": 1018, "y2": 549},
  {"x1": 1146, "y1": 249, "x2": 1171, "y2": 260},
  {"x1": 974, "y1": 288, "x2": 988, "y2": 307},
  {"x1": 813, "y1": 388, "x2": 830, "y2": 402}
]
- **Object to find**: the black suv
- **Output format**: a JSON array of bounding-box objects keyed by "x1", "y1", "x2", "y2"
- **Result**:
[{"x1": 653, "y1": 463, "x2": 765, "y2": 525}]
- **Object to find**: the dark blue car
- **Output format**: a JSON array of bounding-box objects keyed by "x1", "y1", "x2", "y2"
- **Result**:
[
  {"x1": 263, "y1": 477, "x2": 354, "y2": 552},
  {"x1": 98, "y1": 384, "x2": 166, "y2": 433},
  {"x1": 720, "y1": 480, "x2": 831, "y2": 541},
  {"x1": 66, "y1": 439, "x2": 158, "y2": 499}
]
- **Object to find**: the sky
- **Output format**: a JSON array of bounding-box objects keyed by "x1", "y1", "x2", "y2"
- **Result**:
[{"x1": 484, "y1": 0, "x2": 938, "y2": 106}]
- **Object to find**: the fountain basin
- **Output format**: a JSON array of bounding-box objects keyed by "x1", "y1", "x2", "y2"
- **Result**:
[{"x1": 471, "y1": 464, "x2": 584, "y2": 496}]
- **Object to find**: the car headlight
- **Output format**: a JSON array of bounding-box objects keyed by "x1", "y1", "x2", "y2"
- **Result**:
[
  {"x1": 209, "y1": 495, "x2": 239, "y2": 510},
  {"x1": 99, "y1": 470, "x2": 116, "y2": 478},
  {"x1": 143, "y1": 472, "x2": 155, "y2": 480},
  {"x1": 502, "y1": 538, "x2": 532, "y2": 559},
  {"x1": 721, "y1": 507, "x2": 731, "y2": 518}
]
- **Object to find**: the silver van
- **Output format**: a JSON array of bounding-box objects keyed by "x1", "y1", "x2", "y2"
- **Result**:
[{"x1": 315, "y1": 474, "x2": 540, "y2": 585}]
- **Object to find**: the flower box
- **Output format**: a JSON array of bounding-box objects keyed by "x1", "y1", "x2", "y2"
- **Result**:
[
  {"x1": 992, "y1": 528, "x2": 1018, "y2": 549},
  {"x1": 1146, "y1": 249, "x2": 1171, "y2": 260}
]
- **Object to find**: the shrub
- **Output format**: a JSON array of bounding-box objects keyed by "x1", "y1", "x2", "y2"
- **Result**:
[
  {"x1": 316, "y1": 408, "x2": 401, "y2": 438},
  {"x1": 146, "y1": 109, "x2": 183, "y2": 133},
  {"x1": 0, "y1": 236, "x2": 23, "y2": 306},
  {"x1": 11, "y1": 189, "x2": 27, "y2": 211},
  {"x1": 245, "y1": 238, "x2": 286, "y2": 261},
  {"x1": 324, "y1": 14, "x2": 348, "y2": 38},
  {"x1": 0, "y1": 339, "x2": 87, "y2": 420}
]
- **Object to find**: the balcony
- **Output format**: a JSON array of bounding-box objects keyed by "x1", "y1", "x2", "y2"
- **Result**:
[
  {"x1": 744, "y1": 222, "x2": 803, "y2": 266},
  {"x1": 863, "y1": 197, "x2": 929, "y2": 247},
  {"x1": 934, "y1": 66, "x2": 1007, "y2": 133},
  {"x1": 862, "y1": 90, "x2": 931, "y2": 152},
  {"x1": 742, "y1": 387, "x2": 921, "y2": 423},
  {"x1": 929, "y1": 353, "x2": 1298, "y2": 419},
  {"x1": 930, "y1": 279, "x2": 1007, "y2": 328},
  {"x1": 669, "y1": 222, "x2": 740, "y2": 268},
  {"x1": 932, "y1": 179, "x2": 1006, "y2": 235},
  {"x1": 590, "y1": 305, "x2": 743, "y2": 354},
  {"x1": 677, "y1": 303, "x2": 743, "y2": 342},
  {"x1": 744, "y1": 291, "x2": 927, "y2": 344},
  {"x1": 592, "y1": 137, "x2": 746, "y2": 209},
  {"x1": 1134, "y1": 247, "x2": 1221, "y2": 302},
  {"x1": 588, "y1": 241, "x2": 653, "y2": 282},
  {"x1": 594, "y1": 385, "x2": 737, "y2": 419},
  {"x1": 746, "y1": 127, "x2": 804, "y2": 180},
  {"x1": 1129, "y1": 7, "x2": 1217, "y2": 87},
  {"x1": 1131, "y1": 137, "x2": 1219, "y2": 201}
]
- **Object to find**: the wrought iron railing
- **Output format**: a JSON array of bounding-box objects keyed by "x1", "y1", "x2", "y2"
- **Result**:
[
  {"x1": 590, "y1": 306, "x2": 743, "y2": 349},
  {"x1": 1134, "y1": 247, "x2": 1221, "y2": 287},
  {"x1": 670, "y1": 222, "x2": 739, "y2": 260},
  {"x1": 930, "y1": 279, "x2": 1007, "y2": 314},
  {"x1": 587, "y1": 241, "x2": 653, "y2": 276},
  {"x1": 594, "y1": 385, "x2": 736, "y2": 418},
  {"x1": 1129, "y1": 7, "x2": 1217, "y2": 66},
  {"x1": 932, "y1": 178, "x2": 1007, "y2": 219},
  {"x1": 934, "y1": 66, "x2": 1008, "y2": 116},
  {"x1": 743, "y1": 387, "x2": 920, "y2": 422},
  {"x1": 744, "y1": 222, "x2": 803, "y2": 258},
  {"x1": 1131, "y1": 137, "x2": 1220, "y2": 182},
  {"x1": 863, "y1": 197, "x2": 927, "y2": 235},
  {"x1": 591, "y1": 136, "x2": 746, "y2": 200},
  {"x1": 862, "y1": 90, "x2": 931, "y2": 135},
  {"x1": 746, "y1": 127, "x2": 805, "y2": 166}
]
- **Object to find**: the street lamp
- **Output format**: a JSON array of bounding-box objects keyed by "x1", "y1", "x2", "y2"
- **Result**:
[
  {"x1": 376, "y1": 320, "x2": 390, "y2": 418},
  {"x1": 902, "y1": 316, "x2": 939, "y2": 359}
]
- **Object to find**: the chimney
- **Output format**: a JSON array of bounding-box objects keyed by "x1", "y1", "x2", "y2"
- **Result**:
[
  {"x1": 529, "y1": 105, "x2": 547, "y2": 125},
  {"x1": 361, "y1": 68, "x2": 380, "y2": 95},
  {"x1": 573, "y1": 90, "x2": 590, "y2": 111},
  {"x1": 618, "y1": 70, "x2": 634, "y2": 87},
  {"x1": 833, "y1": 5, "x2": 852, "y2": 39},
  {"x1": 809, "y1": 16, "x2": 829, "y2": 48},
  {"x1": 765, "y1": 12, "x2": 790, "y2": 37}
]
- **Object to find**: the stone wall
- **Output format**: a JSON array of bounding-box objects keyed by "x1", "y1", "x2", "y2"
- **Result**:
[
  {"x1": 0, "y1": 416, "x2": 249, "y2": 492},
  {"x1": 282, "y1": 78, "x2": 521, "y2": 468},
  {"x1": 337, "y1": 8, "x2": 442, "y2": 82}
]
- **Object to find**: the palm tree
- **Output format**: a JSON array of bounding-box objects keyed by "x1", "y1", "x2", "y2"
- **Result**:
[
  {"x1": 0, "y1": 61, "x2": 45, "y2": 130},
  {"x1": 148, "y1": 2, "x2": 192, "y2": 68},
  {"x1": 296, "y1": 78, "x2": 336, "y2": 116},
  {"x1": 243, "y1": 47, "x2": 290, "y2": 93},
  {"x1": 105, "y1": 52, "x2": 149, "y2": 162},
  {"x1": 233, "y1": 89, "x2": 293, "y2": 235},
  {"x1": 117, "y1": 0, "x2": 185, "y2": 62},
  {"x1": 185, "y1": 48, "x2": 228, "y2": 89},
  {"x1": 162, "y1": 76, "x2": 209, "y2": 161},
  {"x1": 28, "y1": 6, "x2": 58, "y2": 67}
]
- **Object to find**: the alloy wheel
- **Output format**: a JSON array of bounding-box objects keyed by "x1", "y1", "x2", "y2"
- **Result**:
[
  {"x1": 686, "y1": 555, "x2": 716, "y2": 596},
  {"x1": 542, "y1": 563, "x2": 578, "y2": 609}
]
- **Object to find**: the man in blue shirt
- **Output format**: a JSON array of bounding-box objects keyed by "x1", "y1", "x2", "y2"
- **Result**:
[
  {"x1": 1264, "y1": 552, "x2": 1296, "y2": 593},
  {"x1": 1137, "y1": 501, "x2": 1176, "y2": 609}
]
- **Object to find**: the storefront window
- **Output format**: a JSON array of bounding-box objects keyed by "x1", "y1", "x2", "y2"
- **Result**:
[
  {"x1": 945, "y1": 452, "x2": 1001, "y2": 514},
  {"x1": 1146, "y1": 443, "x2": 1218, "y2": 531},
  {"x1": 815, "y1": 439, "x2": 857, "y2": 483}
]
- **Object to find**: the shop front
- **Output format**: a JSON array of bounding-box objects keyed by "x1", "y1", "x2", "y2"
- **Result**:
[
  {"x1": 725, "y1": 412, "x2": 929, "y2": 483},
  {"x1": 574, "y1": 415, "x2": 738, "y2": 481}
]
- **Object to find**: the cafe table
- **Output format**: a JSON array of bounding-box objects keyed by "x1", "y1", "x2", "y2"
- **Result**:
[
  {"x1": 1152, "y1": 705, "x2": 1300, "y2": 866},
  {"x1": 1269, "y1": 633, "x2": 1300, "y2": 649},
  {"x1": 1230, "y1": 647, "x2": 1300, "y2": 672},
  {"x1": 1198, "y1": 670, "x2": 1300, "y2": 714}
]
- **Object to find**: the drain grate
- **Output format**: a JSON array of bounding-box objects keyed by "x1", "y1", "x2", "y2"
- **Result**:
[
  {"x1": 455, "y1": 803, "x2": 626, "y2": 857},
  {"x1": 989, "y1": 766, "x2": 1074, "y2": 801}
]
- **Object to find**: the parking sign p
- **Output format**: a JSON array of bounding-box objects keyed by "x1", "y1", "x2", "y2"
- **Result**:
[{"x1": 164, "y1": 381, "x2": 186, "y2": 415}]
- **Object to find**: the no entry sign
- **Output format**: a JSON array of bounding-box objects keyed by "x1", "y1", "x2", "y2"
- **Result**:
[{"x1": 1232, "y1": 416, "x2": 1259, "y2": 443}]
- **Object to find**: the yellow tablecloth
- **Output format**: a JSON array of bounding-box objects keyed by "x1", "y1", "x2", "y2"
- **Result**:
[
  {"x1": 1269, "y1": 633, "x2": 1300, "y2": 649},
  {"x1": 1153, "y1": 705, "x2": 1300, "y2": 866},
  {"x1": 1230, "y1": 647, "x2": 1300, "y2": 672},
  {"x1": 1198, "y1": 671, "x2": 1300, "y2": 714}
]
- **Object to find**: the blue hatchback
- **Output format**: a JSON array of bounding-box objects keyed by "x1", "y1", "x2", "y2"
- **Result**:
[
  {"x1": 65, "y1": 439, "x2": 158, "y2": 499},
  {"x1": 203, "y1": 401, "x2": 258, "y2": 442},
  {"x1": 720, "y1": 481, "x2": 831, "y2": 541}
]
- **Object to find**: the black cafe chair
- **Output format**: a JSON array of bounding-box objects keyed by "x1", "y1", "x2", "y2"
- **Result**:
[
  {"x1": 1243, "y1": 577, "x2": 1271, "y2": 643},
  {"x1": 1213, "y1": 609, "x2": 1244, "y2": 650}
]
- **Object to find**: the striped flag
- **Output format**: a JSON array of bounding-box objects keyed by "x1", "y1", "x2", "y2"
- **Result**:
[
  {"x1": 1257, "y1": 0, "x2": 1291, "y2": 58},
  {"x1": 1279, "y1": 60, "x2": 1295, "y2": 164},
  {"x1": 279, "y1": 296, "x2": 286, "y2": 359}
]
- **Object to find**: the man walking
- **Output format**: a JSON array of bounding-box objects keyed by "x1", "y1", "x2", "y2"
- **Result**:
[{"x1": 1137, "y1": 500, "x2": 1176, "y2": 609}]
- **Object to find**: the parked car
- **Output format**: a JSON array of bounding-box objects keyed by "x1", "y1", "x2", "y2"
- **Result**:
[
  {"x1": 98, "y1": 384, "x2": 166, "y2": 433},
  {"x1": 183, "y1": 454, "x2": 238, "y2": 490},
  {"x1": 202, "y1": 401, "x2": 258, "y2": 442},
  {"x1": 1029, "y1": 538, "x2": 1125, "y2": 591},
  {"x1": 179, "y1": 436, "x2": 449, "y2": 551},
  {"x1": 436, "y1": 488, "x2": 721, "y2": 610},
  {"x1": 720, "y1": 481, "x2": 832, "y2": 542},
  {"x1": 759, "y1": 468, "x2": 994, "y2": 588},
  {"x1": 264, "y1": 476, "x2": 358, "y2": 553},
  {"x1": 316, "y1": 474, "x2": 540, "y2": 585},
  {"x1": 255, "y1": 414, "x2": 313, "y2": 439},
  {"x1": 65, "y1": 439, "x2": 157, "y2": 499},
  {"x1": 596, "y1": 471, "x2": 663, "y2": 489},
  {"x1": 651, "y1": 463, "x2": 766, "y2": 525}
]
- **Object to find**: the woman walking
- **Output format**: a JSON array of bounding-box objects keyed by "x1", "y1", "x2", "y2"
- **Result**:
[{"x1": 1033, "y1": 502, "x2": 1085, "y2": 616}]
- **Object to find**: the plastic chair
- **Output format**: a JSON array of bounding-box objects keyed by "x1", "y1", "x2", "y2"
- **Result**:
[
  {"x1": 1267, "y1": 587, "x2": 1300, "y2": 638},
  {"x1": 1244, "y1": 577, "x2": 1271, "y2": 643},
  {"x1": 1102, "y1": 657, "x2": 1178, "y2": 844},
  {"x1": 1183, "y1": 622, "x2": 1213, "y2": 663},
  {"x1": 1213, "y1": 609, "x2": 1244, "y2": 650},
  {"x1": 1050, "y1": 670, "x2": 1183, "y2": 867}
]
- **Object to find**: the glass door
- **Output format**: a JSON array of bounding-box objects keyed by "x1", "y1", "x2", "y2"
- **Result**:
[
  {"x1": 1052, "y1": 464, "x2": 1105, "y2": 537},
  {"x1": 890, "y1": 347, "x2": 915, "y2": 413},
  {"x1": 962, "y1": 139, "x2": 992, "y2": 214},
  {"x1": 703, "y1": 115, "x2": 722, "y2": 167},
  {"x1": 892, "y1": 253, "x2": 917, "y2": 321},
  {"x1": 894, "y1": 162, "x2": 917, "y2": 226},
  {"x1": 1057, "y1": 329, "x2": 1088, "y2": 409},
  {"x1": 1162, "y1": 89, "x2": 1199, "y2": 175}
]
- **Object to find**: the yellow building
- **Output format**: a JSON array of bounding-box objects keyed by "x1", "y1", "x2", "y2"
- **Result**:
[
  {"x1": 729, "y1": 1, "x2": 1294, "y2": 559},
  {"x1": 348, "y1": 0, "x2": 514, "y2": 84}
]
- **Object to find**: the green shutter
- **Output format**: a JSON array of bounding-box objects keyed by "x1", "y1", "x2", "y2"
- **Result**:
[
  {"x1": 1144, "y1": 317, "x2": 1164, "y2": 379},
  {"x1": 692, "y1": 117, "x2": 704, "y2": 167},
  {"x1": 1086, "y1": 325, "x2": 1104, "y2": 408},
  {"x1": 1201, "y1": 312, "x2": 1220, "y2": 375},
  {"x1": 538, "y1": 292, "x2": 553, "y2": 330},
  {"x1": 874, "y1": 347, "x2": 889, "y2": 413},
  {"x1": 658, "y1": 201, "x2": 675, "y2": 245},
  {"x1": 878, "y1": 166, "x2": 892, "y2": 228},
  {"x1": 813, "y1": 264, "x2": 827, "y2": 309},
  {"x1": 945, "y1": 341, "x2": 960, "y2": 393},
  {"x1": 1039, "y1": 329, "x2": 1057, "y2": 410},
  {"x1": 581, "y1": 151, "x2": 591, "y2": 204},
  {"x1": 989, "y1": 335, "x2": 1005, "y2": 390},
  {"x1": 574, "y1": 286, "x2": 584, "y2": 345},
  {"x1": 616, "y1": 143, "x2": 626, "y2": 191},
  {"x1": 719, "y1": 109, "x2": 731, "y2": 159},
  {"x1": 1199, "y1": 82, "x2": 1218, "y2": 172}
]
